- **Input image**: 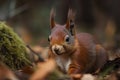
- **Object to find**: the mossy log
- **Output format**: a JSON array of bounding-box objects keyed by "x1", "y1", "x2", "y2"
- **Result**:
[{"x1": 0, "y1": 22, "x2": 31, "y2": 70}]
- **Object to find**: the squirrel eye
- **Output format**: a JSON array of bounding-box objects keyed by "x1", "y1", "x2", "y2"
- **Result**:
[
  {"x1": 48, "y1": 36, "x2": 51, "y2": 42},
  {"x1": 65, "y1": 35, "x2": 70, "y2": 42}
]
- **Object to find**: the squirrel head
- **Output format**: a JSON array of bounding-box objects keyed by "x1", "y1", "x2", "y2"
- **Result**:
[{"x1": 48, "y1": 9, "x2": 76, "y2": 55}]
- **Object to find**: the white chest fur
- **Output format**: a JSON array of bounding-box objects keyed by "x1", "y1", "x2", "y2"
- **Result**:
[{"x1": 56, "y1": 56, "x2": 71, "y2": 72}]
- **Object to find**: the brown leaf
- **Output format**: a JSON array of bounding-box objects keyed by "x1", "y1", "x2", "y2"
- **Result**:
[
  {"x1": 0, "y1": 62, "x2": 18, "y2": 80},
  {"x1": 30, "y1": 59, "x2": 56, "y2": 80}
]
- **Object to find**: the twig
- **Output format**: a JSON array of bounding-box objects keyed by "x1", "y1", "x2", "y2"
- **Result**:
[{"x1": 26, "y1": 45, "x2": 45, "y2": 62}]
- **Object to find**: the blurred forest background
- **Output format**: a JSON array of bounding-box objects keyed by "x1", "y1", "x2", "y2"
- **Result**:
[{"x1": 0, "y1": 0, "x2": 120, "y2": 53}]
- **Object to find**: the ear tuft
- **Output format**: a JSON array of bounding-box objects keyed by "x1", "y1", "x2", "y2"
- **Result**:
[
  {"x1": 50, "y1": 8, "x2": 55, "y2": 29},
  {"x1": 66, "y1": 9, "x2": 76, "y2": 35},
  {"x1": 66, "y1": 9, "x2": 75, "y2": 29}
]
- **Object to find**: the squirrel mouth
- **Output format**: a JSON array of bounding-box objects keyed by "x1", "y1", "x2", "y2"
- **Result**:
[
  {"x1": 55, "y1": 51, "x2": 64, "y2": 55},
  {"x1": 52, "y1": 44, "x2": 65, "y2": 55},
  {"x1": 57, "y1": 53, "x2": 64, "y2": 55}
]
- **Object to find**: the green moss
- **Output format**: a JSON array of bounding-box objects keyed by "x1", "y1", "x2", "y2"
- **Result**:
[{"x1": 0, "y1": 22, "x2": 31, "y2": 70}]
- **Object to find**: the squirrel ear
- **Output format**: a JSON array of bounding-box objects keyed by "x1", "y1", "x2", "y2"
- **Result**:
[
  {"x1": 65, "y1": 9, "x2": 72, "y2": 29},
  {"x1": 50, "y1": 8, "x2": 55, "y2": 29},
  {"x1": 70, "y1": 20, "x2": 75, "y2": 35},
  {"x1": 66, "y1": 9, "x2": 76, "y2": 35}
]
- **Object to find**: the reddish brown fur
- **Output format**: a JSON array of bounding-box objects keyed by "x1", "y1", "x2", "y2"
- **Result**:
[
  {"x1": 48, "y1": 9, "x2": 108, "y2": 80},
  {"x1": 50, "y1": 24, "x2": 66, "y2": 45}
]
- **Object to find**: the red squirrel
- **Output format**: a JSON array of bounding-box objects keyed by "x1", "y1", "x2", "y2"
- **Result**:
[{"x1": 48, "y1": 9, "x2": 108, "y2": 77}]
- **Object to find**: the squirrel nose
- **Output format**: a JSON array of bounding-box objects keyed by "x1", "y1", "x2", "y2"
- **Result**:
[{"x1": 54, "y1": 48, "x2": 59, "y2": 53}]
